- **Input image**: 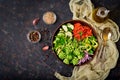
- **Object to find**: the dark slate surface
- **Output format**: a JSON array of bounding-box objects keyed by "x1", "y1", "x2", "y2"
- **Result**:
[{"x1": 0, "y1": 0, "x2": 120, "y2": 80}]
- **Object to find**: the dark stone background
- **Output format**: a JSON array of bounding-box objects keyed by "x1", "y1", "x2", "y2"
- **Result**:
[{"x1": 0, "y1": 0, "x2": 120, "y2": 80}]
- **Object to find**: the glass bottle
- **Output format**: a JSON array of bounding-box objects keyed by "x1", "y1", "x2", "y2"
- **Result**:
[{"x1": 92, "y1": 7, "x2": 110, "y2": 23}]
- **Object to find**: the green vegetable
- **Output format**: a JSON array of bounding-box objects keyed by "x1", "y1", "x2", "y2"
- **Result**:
[
  {"x1": 67, "y1": 27, "x2": 72, "y2": 32},
  {"x1": 72, "y1": 57, "x2": 79, "y2": 65},
  {"x1": 58, "y1": 51, "x2": 66, "y2": 60},
  {"x1": 64, "y1": 46, "x2": 71, "y2": 54},
  {"x1": 63, "y1": 58, "x2": 69, "y2": 64},
  {"x1": 88, "y1": 50, "x2": 94, "y2": 55},
  {"x1": 86, "y1": 44, "x2": 92, "y2": 51},
  {"x1": 77, "y1": 52, "x2": 84, "y2": 59},
  {"x1": 73, "y1": 49, "x2": 80, "y2": 56},
  {"x1": 88, "y1": 36, "x2": 98, "y2": 50},
  {"x1": 72, "y1": 38, "x2": 78, "y2": 48},
  {"x1": 66, "y1": 54, "x2": 73, "y2": 60},
  {"x1": 79, "y1": 31, "x2": 83, "y2": 36}
]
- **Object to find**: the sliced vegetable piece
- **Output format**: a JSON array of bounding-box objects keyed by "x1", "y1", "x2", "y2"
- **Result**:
[
  {"x1": 65, "y1": 31, "x2": 72, "y2": 39},
  {"x1": 66, "y1": 54, "x2": 73, "y2": 60},
  {"x1": 67, "y1": 23, "x2": 74, "y2": 30},
  {"x1": 72, "y1": 57, "x2": 79, "y2": 65},
  {"x1": 78, "y1": 55, "x2": 83, "y2": 59},
  {"x1": 91, "y1": 40, "x2": 98, "y2": 49},
  {"x1": 85, "y1": 44, "x2": 92, "y2": 51},
  {"x1": 63, "y1": 58, "x2": 69, "y2": 64},
  {"x1": 58, "y1": 52, "x2": 66, "y2": 60},
  {"x1": 73, "y1": 49, "x2": 80, "y2": 56},
  {"x1": 64, "y1": 46, "x2": 71, "y2": 54},
  {"x1": 62, "y1": 25, "x2": 68, "y2": 32},
  {"x1": 88, "y1": 50, "x2": 94, "y2": 55}
]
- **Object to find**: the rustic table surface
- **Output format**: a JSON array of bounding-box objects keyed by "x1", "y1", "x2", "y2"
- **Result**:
[{"x1": 0, "y1": 0, "x2": 120, "y2": 80}]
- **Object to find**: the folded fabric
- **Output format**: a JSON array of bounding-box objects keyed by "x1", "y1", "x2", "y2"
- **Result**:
[{"x1": 55, "y1": 0, "x2": 120, "y2": 80}]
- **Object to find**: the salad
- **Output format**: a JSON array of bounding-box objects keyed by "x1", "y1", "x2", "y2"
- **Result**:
[{"x1": 53, "y1": 22, "x2": 98, "y2": 65}]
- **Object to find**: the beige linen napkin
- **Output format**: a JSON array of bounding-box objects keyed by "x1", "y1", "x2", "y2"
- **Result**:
[{"x1": 55, "y1": 0, "x2": 120, "y2": 80}]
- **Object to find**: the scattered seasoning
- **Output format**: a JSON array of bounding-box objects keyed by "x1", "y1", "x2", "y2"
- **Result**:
[
  {"x1": 43, "y1": 54, "x2": 49, "y2": 62},
  {"x1": 27, "y1": 30, "x2": 41, "y2": 43},
  {"x1": 43, "y1": 11, "x2": 57, "y2": 25},
  {"x1": 42, "y1": 45, "x2": 49, "y2": 51},
  {"x1": 32, "y1": 18, "x2": 40, "y2": 26},
  {"x1": 41, "y1": 28, "x2": 51, "y2": 41},
  {"x1": 46, "y1": 54, "x2": 49, "y2": 58}
]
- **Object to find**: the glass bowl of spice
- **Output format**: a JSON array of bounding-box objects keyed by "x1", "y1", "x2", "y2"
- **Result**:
[
  {"x1": 43, "y1": 11, "x2": 57, "y2": 25},
  {"x1": 27, "y1": 30, "x2": 41, "y2": 43}
]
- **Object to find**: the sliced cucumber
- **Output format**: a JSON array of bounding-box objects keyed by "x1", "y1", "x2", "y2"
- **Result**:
[
  {"x1": 62, "y1": 25, "x2": 68, "y2": 32},
  {"x1": 67, "y1": 23, "x2": 74, "y2": 30},
  {"x1": 65, "y1": 32, "x2": 72, "y2": 39}
]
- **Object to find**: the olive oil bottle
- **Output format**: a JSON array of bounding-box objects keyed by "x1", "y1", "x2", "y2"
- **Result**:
[{"x1": 92, "y1": 7, "x2": 110, "y2": 23}]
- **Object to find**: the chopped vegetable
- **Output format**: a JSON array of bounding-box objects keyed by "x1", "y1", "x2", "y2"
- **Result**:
[
  {"x1": 72, "y1": 57, "x2": 79, "y2": 65},
  {"x1": 63, "y1": 58, "x2": 69, "y2": 64},
  {"x1": 65, "y1": 32, "x2": 72, "y2": 39},
  {"x1": 67, "y1": 23, "x2": 74, "y2": 30},
  {"x1": 53, "y1": 22, "x2": 98, "y2": 65},
  {"x1": 66, "y1": 54, "x2": 73, "y2": 60},
  {"x1": 62, "y1": 25, "x2": 68, "y2": 32},
  {"x1": 58, "y1": 51, "x2": 66, "y2": 60},
  {"x1": 73, "y1": 23, "x2": 93, "y2": 40},
  {"x1": 78, "y1": 51, "x2": 92, "y2": 65}
]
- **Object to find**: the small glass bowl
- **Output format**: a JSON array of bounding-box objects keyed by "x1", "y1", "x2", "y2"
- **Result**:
[
  {"x1": 27, "y1": 30, "x2": 41, "y2": 43},
  {"x1": 43, "y1": 11, "x2": 57, "y2": 25}
]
